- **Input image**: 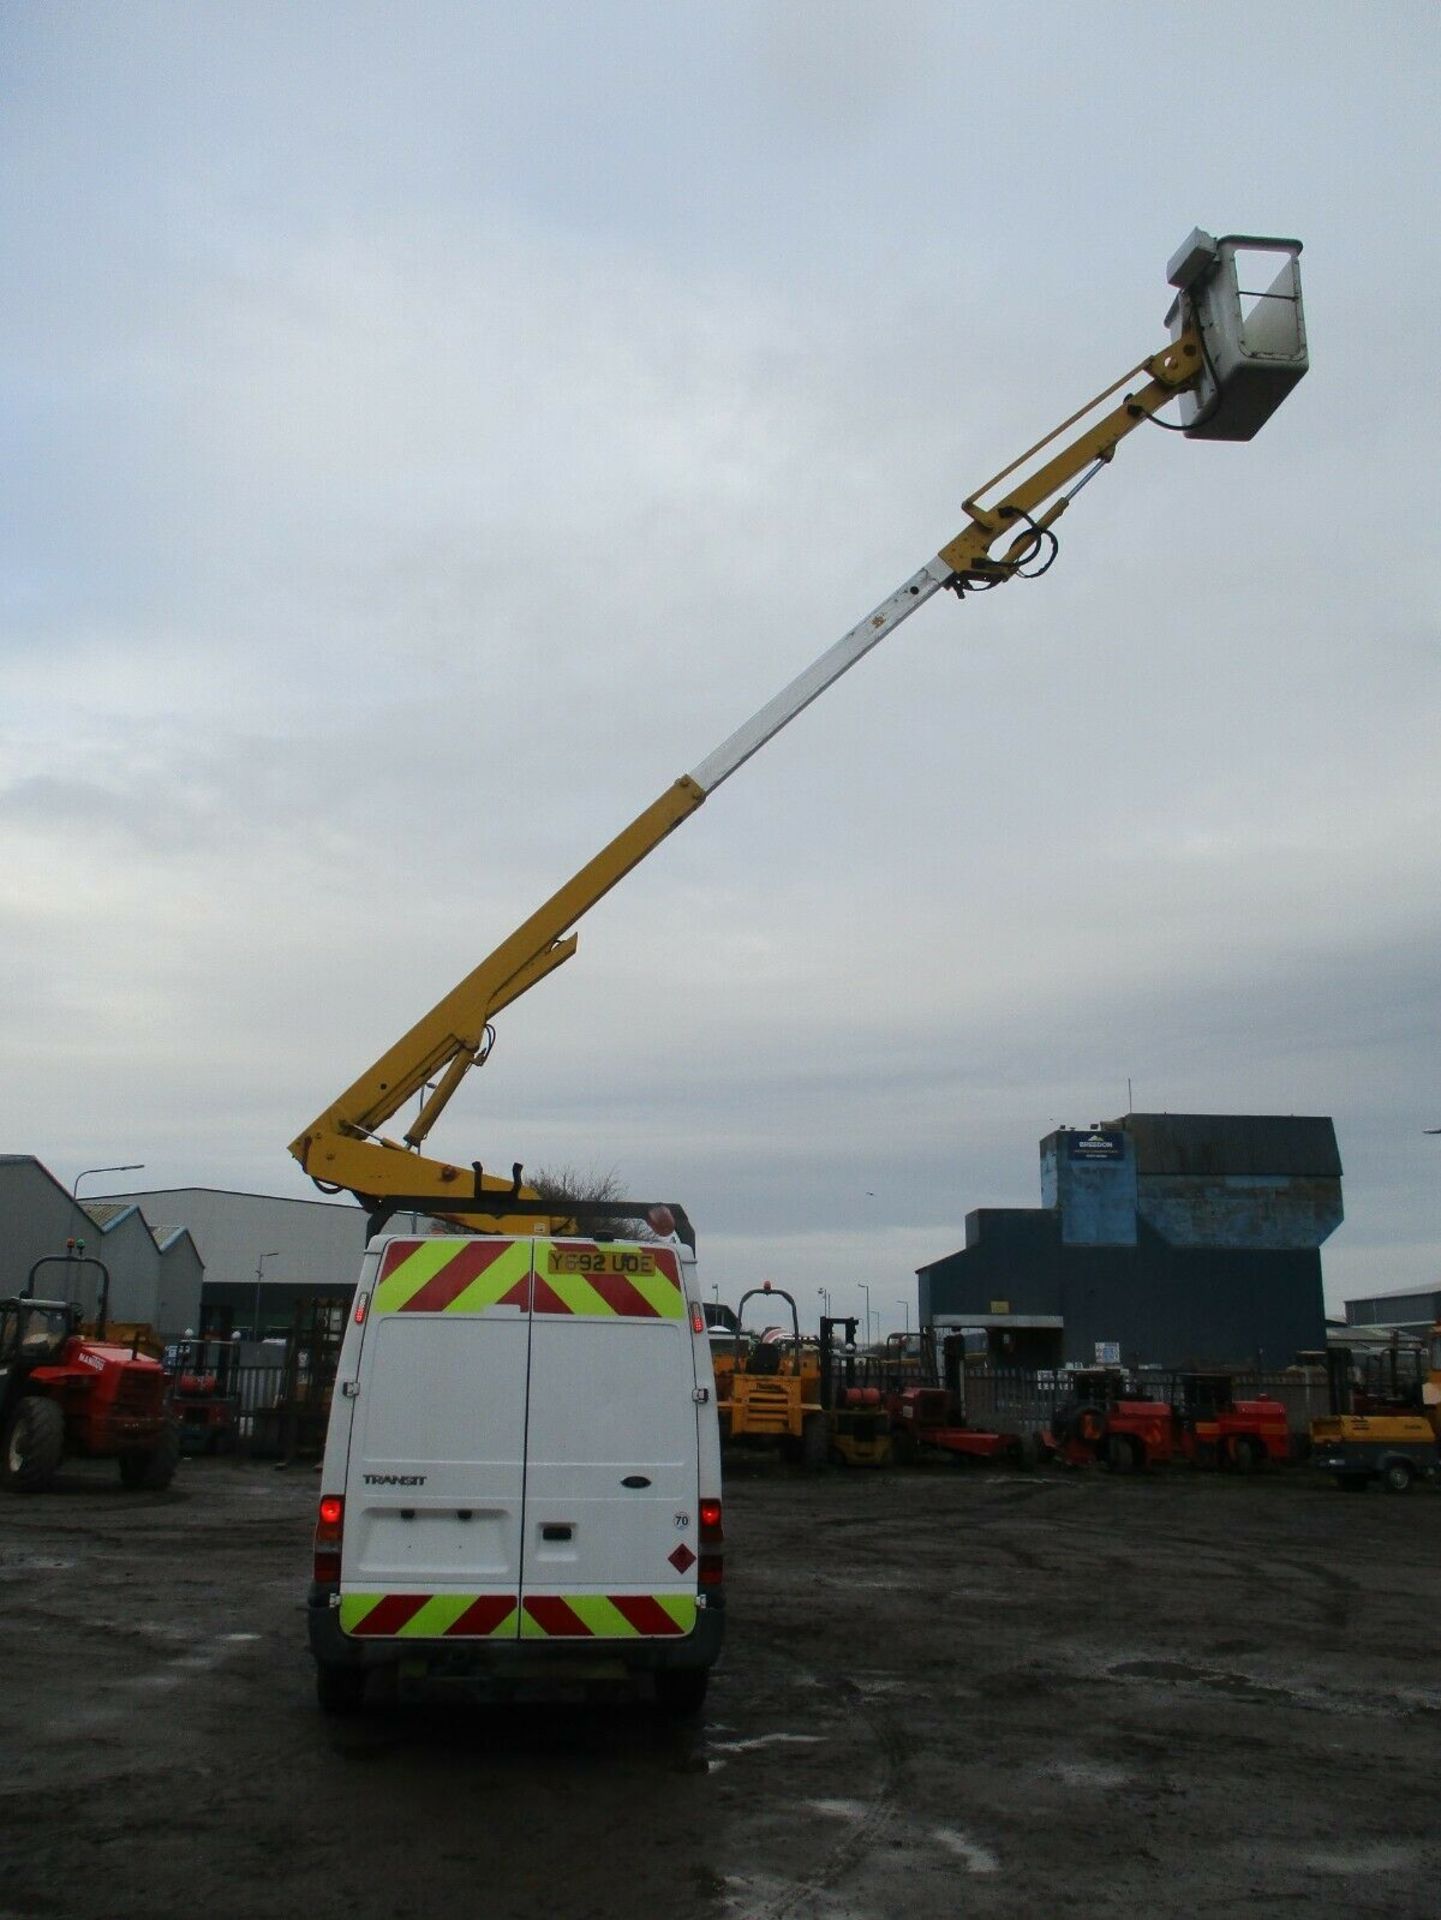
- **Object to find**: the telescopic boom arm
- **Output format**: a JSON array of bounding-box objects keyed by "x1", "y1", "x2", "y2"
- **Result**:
[{"x1": 290, "y1": 233, "x2": 1306, "y2": 1231}]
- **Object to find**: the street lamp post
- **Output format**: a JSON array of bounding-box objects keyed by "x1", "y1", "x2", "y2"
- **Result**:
[
  {"x1": 252, "y1": 1251, "x2": 280, "y2": 1342},
  {"x1": 897, "y1": 1297, "x2": 910, "y2": 1335},
  {"x1": 860, "y1": 1282, "x2": 871, "y2": 1348},
  {"x1": 72, "y1": 1163, "x2": 144, "y2": 1199}
]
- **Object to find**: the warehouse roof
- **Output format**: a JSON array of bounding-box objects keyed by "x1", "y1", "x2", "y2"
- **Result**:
[{"x1": 81, "y1": 1200, "x2": 135, "y2": 1227}]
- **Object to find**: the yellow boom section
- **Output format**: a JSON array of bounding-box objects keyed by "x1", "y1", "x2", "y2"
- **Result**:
[{"x1": 289, "y1": 775, "x2": 706, "y2": 1224}]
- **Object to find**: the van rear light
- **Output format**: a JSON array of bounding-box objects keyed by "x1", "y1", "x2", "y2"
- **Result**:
[
  {"x1": 353, "y1": 1292, "x2": 369, "y2": 1325},
  {"x1": 313, "y1": 1494, "x2": 344, "y2": 1583},
  {"x1": 698, "y1": 1496, "x2": 723, "y2": 1590},
  {"x1": 690, "y1": 1302, "x2": 705, "y2": 1334}
]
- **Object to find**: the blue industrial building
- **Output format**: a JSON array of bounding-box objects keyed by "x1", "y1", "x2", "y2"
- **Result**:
[{"x1": 917, "y1": 1113, "x2": 1340, "y2": 1370}]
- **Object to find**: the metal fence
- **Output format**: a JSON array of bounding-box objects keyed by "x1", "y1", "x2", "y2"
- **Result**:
[
  {"x1": 959, "y1": 1365, "x2": 1332, "y2": 1439},
  {"x1": 171, "y1": 1303, "x2": 344, "y2": 1460},
  {"x1": 232, "y1": 1362, "x2": 287, "y2": 1442},
  {"x1": 207, "y1": 1361, "x2": 317, "y2": 1457}
]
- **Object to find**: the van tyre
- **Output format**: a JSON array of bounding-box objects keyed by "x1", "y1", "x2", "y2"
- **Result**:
[
  {"x1": 315, "y1": 1661, "x2": 367, "y2": 1715},
  {"x1": 3, "y1": 1397, "x2": 64, "y2": 1492},
  {"x1": 654, "y1": 1667, "x2": 709, "y2": 1716},
  {"x1": 119, "y1": 1424, "x2": 180, "y2": 1490}
]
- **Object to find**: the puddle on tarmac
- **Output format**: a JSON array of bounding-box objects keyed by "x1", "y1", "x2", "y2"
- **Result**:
[
  {"x1": 933, "y1": 1827, "x2": 1001, "y2": 1874},
  {"x1": 711, "y1": 1731, "x2": 824, "y2": 1755},
  {"x1": 1304, "y1": 1845, "x2": 1415, "y2": 1875},
  {"x1": 1046, "y1": 1758, "x2": 1132, "y2": 1789}
]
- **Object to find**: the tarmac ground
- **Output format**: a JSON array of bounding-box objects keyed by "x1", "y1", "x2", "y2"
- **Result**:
[{"x1": 1, "y1": 1453, "x2": 1436, "y2": 1919}]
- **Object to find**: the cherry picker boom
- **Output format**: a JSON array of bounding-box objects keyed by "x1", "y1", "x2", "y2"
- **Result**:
[{"x1": 290, "y1": 230, "x2": 1308, "y2": 1236}]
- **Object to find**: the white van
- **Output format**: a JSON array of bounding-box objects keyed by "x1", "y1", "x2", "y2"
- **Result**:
[{"x1": 307, "y1": 1229, "x2": 724, "y2": 1713}]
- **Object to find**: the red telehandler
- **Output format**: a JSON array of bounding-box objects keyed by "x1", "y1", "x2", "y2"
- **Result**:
[{"x1": 0, "y1": 1255, "x2": 178, "y2": 1493}]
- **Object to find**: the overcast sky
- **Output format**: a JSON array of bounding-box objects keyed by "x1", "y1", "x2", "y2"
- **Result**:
[{"x1": 4, "y1": 1, "x2": 1438, "y2": 1327}]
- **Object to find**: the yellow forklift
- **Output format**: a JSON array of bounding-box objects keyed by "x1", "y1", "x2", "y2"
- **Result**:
[{"x1": 818, "y1": 1316, "x2": 892, "y2": 1468}]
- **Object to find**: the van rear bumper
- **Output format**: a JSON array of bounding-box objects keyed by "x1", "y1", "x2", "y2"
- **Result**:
[{"x1": 308, "y1": 1584, "x2": 724, "y2": 1676}]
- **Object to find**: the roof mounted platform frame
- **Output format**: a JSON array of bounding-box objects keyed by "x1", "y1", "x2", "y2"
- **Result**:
[{"x1": 362, "y1": 1192, "x2": 697, "y2": 1252}]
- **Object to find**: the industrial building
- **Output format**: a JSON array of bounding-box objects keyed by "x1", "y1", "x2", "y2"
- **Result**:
[
  {"x1": 917, "y1": 1113, "x2": 1340, "y2": 1370},
  {"x1": 90, "y1": 1184, "x2": 369, "y2": 1335},
  {"x1": 0, "y1": 1155, "x2": 203, "y2": 1336},
  {"x1": 1343, "y1": 1286, "x2": 1441, "y2": 1338},
  {"x1": 0, "y1": 1158, "x2": 372, "y2": 1338}
]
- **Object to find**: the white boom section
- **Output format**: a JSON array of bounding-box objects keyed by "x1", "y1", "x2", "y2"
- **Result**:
[{"x1": 687, "y1": 557, "x2": 955, "y2": 795}]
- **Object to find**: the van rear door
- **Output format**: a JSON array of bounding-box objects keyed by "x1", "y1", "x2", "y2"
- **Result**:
[
  {"x1": 520, "y1": 1240, "x2": 700, "y2": 1642},
  {"x1": 338, "y1": 1237, "x2": 532, "y2": 1643}
]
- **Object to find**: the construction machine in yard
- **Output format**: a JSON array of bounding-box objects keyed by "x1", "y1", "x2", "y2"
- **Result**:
[
  {"x1": 1044, "y1": 1371, "x2": 1165, "y2": 1472},
  {"x1": 169, "y1": 1337, "x2": 241, "y2": 1454},
  {"x1": 885, "y1": 1331, "x2": 1028, "y2": 1467},
  {"x1": 818, "y1": 1317, "x2": 892, "y2": 1467},
  {"x1": 1044, "y1": 1368, "x2": 1289, "y2": 1474},
  {"x1": 718, "y1": 1284, "x2": 826, "y2": 1467},
  {"x1": 1, "y1": 1255, "x2": 178, "y2": 1493},
  {"x1": 287, "y1": 231, "x2": 1308, "y2": 1246},
  {"x1": 1172, "y1": 1372, "x2": 1290, "y2": 1471},
  {"x1": 1309, "y1": 1329, "x2": 1441, "y2": 1493}
]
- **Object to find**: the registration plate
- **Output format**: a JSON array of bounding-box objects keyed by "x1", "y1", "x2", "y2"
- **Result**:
[{"x1": 546, "y1": 1248, "x2": 657, "y2": 1278}]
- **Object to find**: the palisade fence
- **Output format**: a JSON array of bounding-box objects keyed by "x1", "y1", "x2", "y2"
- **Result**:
[
  {"x1": 216, "y1": 1358, "x2": 1336, "y2": 1457},
  {"x1": 959, "y1": 1366, "x2": 1333, "y2": 1444},
  {"x1": 186, "y1": 1301, "x2": 347, "y2": 1458},
  {"x1": 232, "y1": 1361, "x2": 287, "y2": 1449}
]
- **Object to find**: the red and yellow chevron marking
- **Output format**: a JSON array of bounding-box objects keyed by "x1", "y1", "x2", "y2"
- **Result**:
[
  {"x1": 531, "y1": 1242, "x2": 684, "y2": 1320},
  {"x1": 340, "y1": 1592, "x2": 519, "y2": 1638},
  {"x1": 375, "y1": 1238, "x2": 532, "y2": 1315},
  {"x1": 373, "y1": 1238, "x2": 686, "y2": 1318},
  {"x1": 520, "y1": 1592, "x2": 697, "y2": 1638},
  {"x1": 339, "y1": 1591, "x2": 696, "y2": 1640}
]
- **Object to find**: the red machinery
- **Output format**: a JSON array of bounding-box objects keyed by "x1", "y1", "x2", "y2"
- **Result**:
[
  {"x1": 883, "y1": 1334, "x2": 1027, "y2": 1466},
  {"x1": 892, "y1": 1384, "x2": 1027, "y2": 1465},
  {"x1": 1173, "y1": 1373, "x2": 1290, "y2": 1472},
  {"x1": 170, "y1": 1337, "x2": 241, "y2": 1454},
  {"x1": 1044, "y1": 1369, "x2": 1289, "y2": 1473},
  {"x1": 1, "y1": 1255, "x2": 178, "y2": 1493}
]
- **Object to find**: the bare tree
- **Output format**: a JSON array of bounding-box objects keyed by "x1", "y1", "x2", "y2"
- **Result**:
[{"x1": 527, "y1": 1165, "x2": 653, "y2": 1240}]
